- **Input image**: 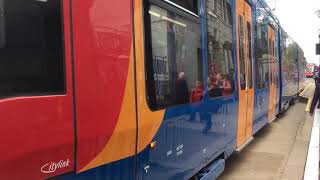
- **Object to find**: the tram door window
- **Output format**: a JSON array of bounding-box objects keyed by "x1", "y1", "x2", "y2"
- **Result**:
[
  {"x1": 272, "y1": 40, "x2": 276, "y2": 83},
  {"x1": 275, "y1": 35, "x2": 279, "y2": 87},
  {"x1": 269, "y1": 39, "x2": 273, "y2": 83},
  {"x1": 247, "y1": 22, "x2": 253, "y2": 89},
  {"x1": 206, "y1": 0, "x2": 235, "y2": 98},
  {"x1": 238, "y1": 15, "x2": 246, "y2": 90},
  {"x1": 145, "y1": 1, "x2": 203, "y2": 109},
  {"x1": 0, "y1": 0, "x2": 65, "y2": 98}
]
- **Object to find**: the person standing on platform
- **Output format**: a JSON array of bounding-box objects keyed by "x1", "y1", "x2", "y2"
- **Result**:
[
  {"x1": 310, "y1": 77, "x2": 320, "y2": 115},
  {"x1": 314, "y1": 65, "x2": 319, "y2": 83}
]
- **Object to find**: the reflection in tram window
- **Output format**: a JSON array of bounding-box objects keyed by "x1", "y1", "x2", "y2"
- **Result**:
[
  {"x1": 272, "y1": 40, "x2": 275, "y2": 84},
  {"x1": 247, "y1": 22, "x2": 253, "y2": 89},
  {"x1": 269, "y1": 39, "x2": 274, "y2": 84},
  {"x1": 275, "y1": 34, "x2": 280, "y2": 86},
  {"x1": 238, "y1": 15, "x2": 246, "y2": 90},
  {"x1": 206, "y1": 0, "x2": 235, "y2": 98},
  {"x1": 281, "y1": 33, "x2": 304, "y2": 96},
  {"x1": 145, "y1": 5, "x2": 203, "y2": 109},
  {"x1": 269, "y1": 29, "x2": 277, "y2": 87},
  {"x1": 254, "y1": 2, "x2": 269, "y2": 89}
]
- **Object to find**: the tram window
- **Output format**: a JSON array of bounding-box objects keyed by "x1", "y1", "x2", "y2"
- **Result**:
[
  {"x1": 145, "y1": 4, "x2": 203, "y2": 109},
  {"x1": 254, "y1": 3, "x2": 269, "y2": 89},
  {"x1": 206, "y1": 0, "x2": 235, "y2": 98},
  {"x1": 0, "y1": 0, "x2": 65, "y2": 98},
  {"x1": 167, "y1": 0, "x2": 199, "y2": 15},
  {"x1": 247, "y1": 22, "x2": 253, "y2": 89},
  {"x1": 238, "y1": 15, "x2": 246, "y2": 90}
]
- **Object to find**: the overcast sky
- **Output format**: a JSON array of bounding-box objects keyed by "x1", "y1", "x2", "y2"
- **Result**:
[{"x1": 266, "y1": 0, "x2": 320, "y2": 65}]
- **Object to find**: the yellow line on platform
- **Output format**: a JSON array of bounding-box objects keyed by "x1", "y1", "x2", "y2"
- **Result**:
[
  {"x1": 305, "y1": 98, "x2": 312, "y2": 112},
  {"x1": 300, "y1": 82, "x2": 312, "y2": 97}
]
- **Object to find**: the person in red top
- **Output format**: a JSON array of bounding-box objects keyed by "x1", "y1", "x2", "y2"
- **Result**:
[
  {"x1": 190, "y1": 81, "x2": 203, "y2": 103},
  {"x1": 189, "y1": 81, "x2": 204, "y2": 122},
  {"x1": 222, "y1": 78, "x2": 233, "y2": 96}
]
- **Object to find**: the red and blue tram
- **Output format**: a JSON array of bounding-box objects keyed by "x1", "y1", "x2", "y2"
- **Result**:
[
  {"x1": 0, "y1": 0, "x2": 305, "y2": 179},
  {"x1": 305, "y1": 63, "x2": 318, "y2": 78}
]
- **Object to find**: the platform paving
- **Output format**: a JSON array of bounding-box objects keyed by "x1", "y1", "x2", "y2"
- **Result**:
[
  {"x1": 218, "y1": 102, "x2": 313, "y2": 180},
  {"x1": 303, "y1": 109, "x2": 320, "y2": 180}
]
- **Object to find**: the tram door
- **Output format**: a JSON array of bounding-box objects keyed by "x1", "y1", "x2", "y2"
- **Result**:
[
  {"x1": 268, "y1": 26, "x2": 276, "y2": 121},
  {"x1": 236, "y1": 0, "x2": 255, "y2": 148}
]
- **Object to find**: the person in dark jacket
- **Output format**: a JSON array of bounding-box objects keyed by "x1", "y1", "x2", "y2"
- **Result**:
[
  {"x1": 314, "y1": 66, "x2": 319, "y2": 83},
  {"x1": 310, "y1": 80, "x2": 320, "y2": 115},
  {"x1": 175, "y1": 72, "x2": 189, "y2": 104}
]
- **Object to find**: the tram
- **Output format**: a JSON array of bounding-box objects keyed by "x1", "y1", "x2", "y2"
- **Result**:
[
  {"x1": 0, "y1": 0, "x2": 305, "y2": 179},
  {"x1": 305, "y1": 63, "x2": 318, "y2": 78}
]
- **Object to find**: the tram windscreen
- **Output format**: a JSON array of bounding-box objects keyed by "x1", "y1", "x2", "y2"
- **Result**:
[
  {"x1": 0, "y1": 0, "x2": 4, "y2": 48},
  {"x1": 0, "y1": 0, "x2": 65, "y2": 98},
  {"x1": 306, "y1": 65, "x2": 314, "y2": 73}
]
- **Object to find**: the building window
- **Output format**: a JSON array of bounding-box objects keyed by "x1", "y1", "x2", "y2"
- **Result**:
[
  {"x1": 0, "y1": 0, "x2": 65, "y2": 98},
  {"x1": 145, "y1": 2, "x2": 203, "y2": 109},
  {"x1": 207, "y1": 0, "x2": 235, "y2": 98}
]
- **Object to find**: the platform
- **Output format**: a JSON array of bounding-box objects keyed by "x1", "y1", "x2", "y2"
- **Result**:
[
  {"x1": 218, "y1": 102, "x2": 313, "y2": 180},
  {"x1": 300, "y1": 82, "x2": 316, "y2": 99},
  {"x1": 303, "y1": 109, "x2": 319, "y2": 180},
  {"x1": 217, "y1": 81, "x2": 319, "y2": 180}
]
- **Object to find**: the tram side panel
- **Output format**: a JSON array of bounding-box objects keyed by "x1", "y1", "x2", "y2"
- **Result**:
[
  {"x1": 135, "y1": 0, "x2": 238, "y2": 179},
  {"x1": 279, "y1": 29, "x2": 302, "y2": 111},
  {"x1": 0, "y1": 0, "x2": 75, "y2": 179},
  {"x1": 0, "y1": 0, "x2": 308, "y2": 179},
  {"x1": 68, "y1": 0, "x2": 137, "y2": 179}
]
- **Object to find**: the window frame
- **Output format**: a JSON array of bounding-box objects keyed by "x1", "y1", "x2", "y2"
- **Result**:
[
  {"x1": 144, "y1": 0, "x2": 203, "y2": 111},
  {"x1": 0, "y1": 0, "x2": 67, "y2": 100}
]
